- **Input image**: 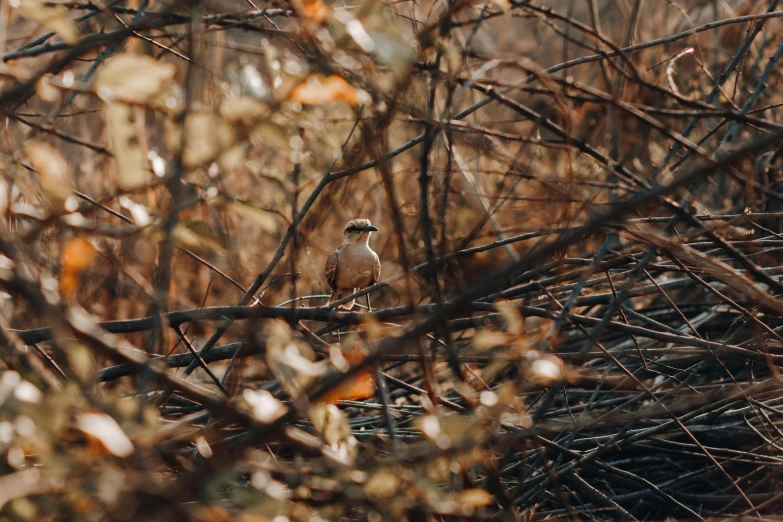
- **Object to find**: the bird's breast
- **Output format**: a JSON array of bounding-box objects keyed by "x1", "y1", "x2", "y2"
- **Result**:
[{"x1": 336, "y1": 246, "x2": 378, "y2": 289}]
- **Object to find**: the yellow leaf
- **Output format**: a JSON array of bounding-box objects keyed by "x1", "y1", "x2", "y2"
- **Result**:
[
  {"x1": 181, "y1": 111, "x2": 220, "y2": 169},
  {"x1": 22, "y1": 140, "x2": 72, "y2": 212},
  {"x1": 471, "y1": 330, "x2": 508, "y2": 352},
  {"x1": 363, "y1": 468, "x2": 401, "y2": 500},
  {"x1": 216, "y1": 120, "x2": 240, "y2": 156},
  {"x1": 105, "y1": 103, "x2": 148, "y2": 190},
  {"x1": 162, "y1": 119, "x2": 182, "y2": 156},
  {"x1": 454, "y1": 489, "x2": 494, "y2": 510},
  {"x1": 217, "y1": 144, "x2": 246, "y2": 172},
  {"x1": 253, "y1": 121, "x2": 292, "y2": 151},
  {"x1": 173, "y1": 109, "x2": 243, "y2": 170},
  {"x1": 17, "y1": 0, "x2": 81, "y2": 45},
  {"x1": 94, "y1": 53, "x2": 177, "y2": 104},
  {"x1": 219, "y1": 96, "x2": 271, "y2": 126},
  {"x1": 65, "y1": 342, "x2": 95, "y2": 383}
]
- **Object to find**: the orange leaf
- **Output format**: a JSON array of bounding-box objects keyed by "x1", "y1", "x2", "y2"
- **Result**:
[
  {"x1": 59, "y1": 271, "x2": 79, "y2": 301},
  {"x1": 71, "y1": 497, "x2": 97, "y2": 514},
  {"x1": 302, "y1": 0, "x2": 329, "y2": 23},
  {"x1": 290, "y1": 0, "x2": 329, "y2": 24},
  {"x1": 318, "y1": 371, "x2": 375, "y2": 403},
  {"x1": 318, "y1": 346, "x2": 375, "y2": 403},
  {"x1": 287, "y1": 74, "x2": 369, "y2": 106},
  {"x1": 62, "y1": 237, "x2": 96, "y2": 272},
  {"x1": 60, "y1": 237, "x2": 96, "y2": 299}
]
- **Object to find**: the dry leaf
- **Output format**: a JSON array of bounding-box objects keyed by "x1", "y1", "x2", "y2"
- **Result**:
[
  {"x1": 162, "y1": 119, "x2": 182, "y2": 156},
  {"x1": 65, "y1": 343, "x2": 95, "y2": 383},
  {"x1": 105, "y1": 103, "x2": 148, "y2": 190},
  {"x1": 454, "y1": 489, "x2": 494, "y2": 510},
  {"x1": 303, "y1": 0, "x2": 329, "y2": 23},
  {"x1": 253, "y1": 121, "x2": 292, "y2": 151},
  {"x1": 195, "y1": 436, "x2": 213, "y2": 459},
  {"x1": 217, "y1": 143, "x2": 246, "y2": 172},
  {"x1": 219, "y1": 96, "x2": 271, "y2": 127},
  {"x1": 216, "y1": 120, "x2": 242, "y2": 171},
  {"x1": 76, "y1": 413, "x2": 134, "y2": 458},
  {"x1": 308, "y1": 402, "x2": 358, "y2": 463},
  {"x1": 361, "y1": 314, "x2": 386, "y2": 340},
  {"x1": 267, "y1": 341, "x2": 329, "y2": 400},
  {"x1": 23, "y1": 140, "x2": 72, "y2": 212},
  {"x1": 62, "y1": 237, "x2": 96, "y2": 272},
  {"x1": 181, "y1": 110, "x2": 220, "y2": 169},
  {"x1": 494, "y1": 301, "x2": 523, "y2": 335},
  {"x1": 363, "y1": 468, "x2": 401, "y2": 500},
  {"x1": 94, "y1": 53, "x2": 177, "y2": 104},
  {"x1": 318, "y1": 373, "x2": 375, "y2": 403},
  {"x1": 60, "y1": 237, "x2": 96, "y2": 299},
  {"x1": 308, "y1": 403, "x2": 352, "y2": 448},
  {"x1": 119, "y1": 195, "x2": 150, "y2": 227},
  {"x1": 318, "y1": 345, "x2": 375, "y2": 403},
  {"x1": 471, "y1": 330, "x2": 508, "y2": 352},
  {"x1": 36, "y1": 74, "x2": 60, "y2": 102},
  {"x1": 417, "y1": 411, "x2": 476, "y2": 449},
  {"x1": 291, "y1": 0, "x2": 329, "y2": 23},
  {"x1": 147, "y1": 81, "x2": 186, "y2": 116},
  {"x1": 226, "y1": 62, "x2": 270, "y2": 100},
  {"x1": 13, "y1": 380, "x2": 42, "y2": 403},
  {"x1": 16, "y1": 0, "x2": 81, "y2": 45},
  {"x1": 331, "y1": 1, "x2": 415, "y2": 79},
  {"x1": 528, "y1": 354, "x2": 563, "y2": 386},
  {"x1": 0, "y1": 178, "x2": 9, "y2": 217},
  {"x1": 242, "y1": 389, "x2": 288, "y2": 424},
  {"x1": 287, "y1": 74, "x2": 369, "y2": 106}
]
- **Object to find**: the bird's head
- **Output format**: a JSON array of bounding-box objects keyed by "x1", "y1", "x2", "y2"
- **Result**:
[{"x1": 343, "y1": 218, "x2": 378, "y2": 245}]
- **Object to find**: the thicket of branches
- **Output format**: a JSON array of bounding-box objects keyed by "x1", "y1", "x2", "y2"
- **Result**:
[{"x1": 3, "y1": 0, "x2": 783, "y2": 520}]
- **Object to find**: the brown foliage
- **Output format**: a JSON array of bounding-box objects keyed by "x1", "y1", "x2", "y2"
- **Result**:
[{"x1": 2, "y1": 0, "x2": 783, "y2": 520}]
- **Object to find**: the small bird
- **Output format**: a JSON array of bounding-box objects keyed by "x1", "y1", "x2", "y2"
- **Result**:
[{"x1": 325, "y1": 219, "x2": 381, "y2": 310}]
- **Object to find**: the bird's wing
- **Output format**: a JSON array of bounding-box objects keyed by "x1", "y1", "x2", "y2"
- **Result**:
[
  {"x1": 372, "y1": 251, "x2": 381, "y2": 285},
  {"x1": 325, "y1": 250, "x2": 339, "y2": 290}
]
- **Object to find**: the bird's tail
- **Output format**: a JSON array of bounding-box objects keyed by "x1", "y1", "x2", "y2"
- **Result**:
[{"x1": 328, "y1": 289, "x2": 356, "y2": 310}]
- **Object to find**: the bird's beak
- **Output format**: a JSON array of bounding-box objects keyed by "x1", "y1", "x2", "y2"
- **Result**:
[{"x1": 365, "y1": 225, "x2": 379, "y2": 232}]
